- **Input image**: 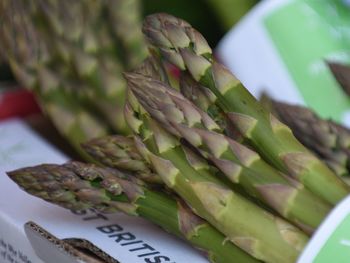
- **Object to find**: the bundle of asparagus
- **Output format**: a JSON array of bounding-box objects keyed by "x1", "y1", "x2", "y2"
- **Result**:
[
  {"x1": 0, "y1": 0, "x2": 147, "y2": 157},
  {"x1": 7, "y1": 13, "x2": 350, "y2": 263}
]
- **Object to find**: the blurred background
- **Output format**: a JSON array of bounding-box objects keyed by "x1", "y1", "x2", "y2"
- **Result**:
[
  {"x1": 0, "y1": 0, "x2": 350, "y2": 160},
  {"x1": 0, "y1": 0, "x2": 258, "y2": 158}
]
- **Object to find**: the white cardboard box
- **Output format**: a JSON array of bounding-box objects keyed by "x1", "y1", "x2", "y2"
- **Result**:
[{"x1": 0, "y1": 119, "x2": 208, "y2": 263}]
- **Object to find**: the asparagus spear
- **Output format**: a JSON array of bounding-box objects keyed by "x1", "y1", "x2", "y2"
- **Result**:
[
  {"x1": 83, "y1": 132, "x2": 275, "y2": 207},
  {"x1": 261, "y1": 95, "x2": 350, "y2": 177},
  {"x1": 179, "y1": 72, "x2": 238, "y2": 138},
  {"x1": 82, "y1": 135, "x2": 162, "y2": 184},
  {"x1": 124, "y1": 85, "x2": 308, "y2": 263},
  {"x1": 0, "y1": 1, "x2": 109, "y2": 158},
  {"x1": 126, "y1": 72, "x2": 332, "y2": 233},
  {"x1": 108, "y1": 0, "x2": 148, "y2": 70},
  {"x1": 7, "y1": 162, "x2": 259, "y2": 263},
  {"x1": 142, "y1": 13, "x2": 350, "y2": 205},
  {"x1": 29, "y1": 0, "x2": 132, "y2": 134},
  {"x1": 134, "y1": 55, "x2": 171, "y2": 84},
  {"x1": 36, "y1": 66, "x2": 110, "y2": 146},
  {"x1": 1, "y1": 0, "x2": 149, "y2": 139},
  {"x1": 135, "y1": 54, "x2": 239, "y2": 140},
  {"x1": 129, "y1": 56, "x2": 288, "y2": 208}
]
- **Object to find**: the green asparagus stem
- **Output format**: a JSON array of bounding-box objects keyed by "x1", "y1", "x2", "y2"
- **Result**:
[
  {"x1": 179, "y1": 72, "x2": 239, "y2": 138},
  {"x1": 8, "y1": 162, "x2": 259, "y2": 263},
  {"x1": 29, "y1": 0, "x2": 132, "y2": 134},
  {"x1": 82, "y1": 135, "x2": 162, "y2": 184},
  {"x1": 261, "y1": 94, "x2": 350, "y2": 178},
  {"x1": 82, "y1": 132, "x2": 273, "y2": 209},
  {"x1": 126, "y1": 72, "x2": 332, "y2": 233},
  {"x1": 142, "y1": 13, "x2": 350, "y2": 205},
  {"x1": 124, "y1": 82, "x2": 308, "y2": 263},
  {"x1": 108, "y1": 0, "x2": 148, "y2": 70},
  {"x1": 134, "y1": 55, "x2": 170, "y2": 84},
  {"x1": 35, "y1": 66, "x2": 110, "y2": 148}
]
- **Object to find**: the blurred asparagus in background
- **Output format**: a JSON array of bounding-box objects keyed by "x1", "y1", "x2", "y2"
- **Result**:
[
  {"x1": 109, "y1": 0, "x2": 148, "y2": 69},
  {"x1": 0, "y1": 0, "x2": 107, "y2": 158},
  {"x1": 204, "y1": 0, "x2": 258, "y2": 30},
  {"x1": 0, "y1": 0, "x2": 147, "y2": 157},
  {"x1": 261, "y1": 94, "x2": 350, "y2": 178}
]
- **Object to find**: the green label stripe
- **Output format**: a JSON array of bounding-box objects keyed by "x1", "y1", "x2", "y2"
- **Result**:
[
  {"x1": 264, "y1": 0, "x2": 350, "y2": 122},
  {"x1": 297, "y1": 194, "x2": 350, "y2": 262},
  {"x1": 313, "y1": 213, "x2": 350, "y2": 262}
]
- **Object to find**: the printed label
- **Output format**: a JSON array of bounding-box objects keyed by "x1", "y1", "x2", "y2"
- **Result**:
[
  {"x1": 0, "y1": 238, "x2": 33, "y2": 263},
  {"x1": 264, "y1": 0, "x2": 350, "y2": 122}
]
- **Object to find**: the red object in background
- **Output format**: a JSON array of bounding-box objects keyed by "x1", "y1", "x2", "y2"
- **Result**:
[
  {"x1": 168, "y1": 63, "x2": 181, "y2": 78},
  {"x1": 0, "y1": 88, "x2": 41, "y2": 120}
]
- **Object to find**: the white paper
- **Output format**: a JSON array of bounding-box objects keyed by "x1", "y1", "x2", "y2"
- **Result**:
[{"x1": 0, "y1": 118, "x2": 208, "y2": 263}]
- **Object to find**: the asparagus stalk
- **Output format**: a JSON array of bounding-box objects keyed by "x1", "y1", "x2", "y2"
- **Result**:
[
  {"x1": 82, "y1": 135, "x2": 162, "y2": 184},
  {"x1": 0, "y1": 1, "x2": 109, "y2": 158},
  {"x1": 82, "y1": 132, "x2": 273, "y2": 208},
  {"x1": 126, "y1": 72, "x2": 332, "y2": 233},
  {"x1": 1, "y1": 0, "x2": 150, "y2": 138},
  {"x1": 142, "y1": 13, "x2": 350, "y2": 205},
  {"x1": 135, "y1": 55, "x2": 239, "y2": 140},
  {"x1": 29, "y1": 0, "x2": 131, "y2": 135},
  {"x1": 134, "y1": 55, "x2": 171, "y2": 84},
  {"x1": 7, "y1": 162, "x2": 259, "y2": 263},
  {"x1": 129, "y1": 56, "x2": 287, "y2": 209},
  {"x1": 261, "y1": 95, "x2": 350, "y2": 177},
  {"x1": 35, "y1": 66, "x2": 110, "y2": 146},
  {"x1": 108, "y1": 0, "x2": 148, "y2": 70},
  {"x1": 179, "y1": 72, "x2": 238, "y2": 138},
  {"x1": 124, "y1": 85, "x2": 308, "y2": 263}
]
